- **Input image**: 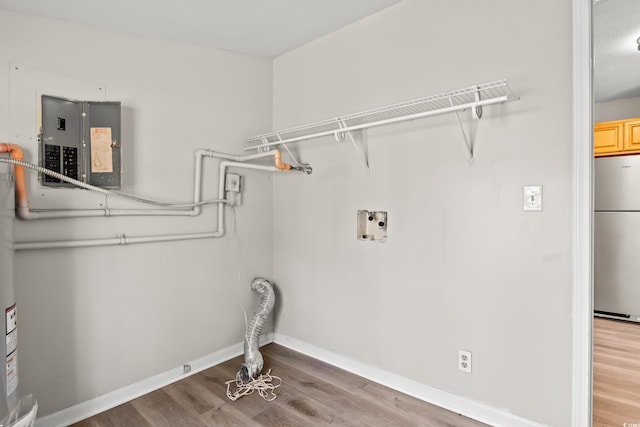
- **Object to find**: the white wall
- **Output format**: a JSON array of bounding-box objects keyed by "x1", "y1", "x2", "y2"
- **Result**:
[
  {"x1": 272, "y1": 1, "x2": 573, "y2": 426},
  {"x1": 0, "y1": 11, "x2": 274, "y2": 416},
  {"x1": 595, "y1": 96, "x2": 640, "y2": 122}
]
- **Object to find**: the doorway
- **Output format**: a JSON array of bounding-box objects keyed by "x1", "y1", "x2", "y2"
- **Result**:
[
  {"x1": 572, "y1": 0, "x2": 592, "y2": 425},
  {"x1": 590, "y1": 0, "x2": 640, "y2": 425}
]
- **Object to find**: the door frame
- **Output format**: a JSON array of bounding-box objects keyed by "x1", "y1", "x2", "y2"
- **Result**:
[{"x1": 572, "y1": 0, "x2": 592, "y2": 425}]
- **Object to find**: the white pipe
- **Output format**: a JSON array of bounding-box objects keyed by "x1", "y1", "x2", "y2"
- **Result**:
[
  {"x1": 18, "y1": 207, "x2": 209, "y2": 220},
  {"x1": 214, "y1": 160, "x2": 279, "y2": 237},
  {"x1": 22, "y1": 208, "x2": 213, "y2": 219},
  {"x1": 16, "y1": 237, "x2": 123, "y2": 250},
  {"x1": 6, "y1": 148, "x2": 282, "y2": 220},
  {"x1": 196, "y1": 148, "x2": 278, "y2": 163},
  {"x1": 0, "y1": 155, "x2": 229, "y2": 218},
  {"x1": 18, "y1": 209, "x2": 103, "y2": 220},
  {"x1": 193, "y1": 150, "x2": 205, "y2": 217},
  {"x1": 220, "y1": 161, "x2": 279, "y2": 173},
  {"x1": 190, "y1": 149, "x2": 279, "y2": 218},
  {"x1": 14, "y1": 231, "x2": 221, "y2": 250},
  {"x1": 15, "y1": 159, "x2": 282, "y2": 250}
]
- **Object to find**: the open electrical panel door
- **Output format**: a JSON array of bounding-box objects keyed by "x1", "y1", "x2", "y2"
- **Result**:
[{"x1": 40, "y1": 95, "x2": 122, "y2": 189}]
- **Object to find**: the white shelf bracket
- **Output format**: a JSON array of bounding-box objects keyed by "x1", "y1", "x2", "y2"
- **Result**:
[
  {"x1": 454, "y1": 111, "x2": 474, "y2": 162},
  {"x1": 259, "y1": 137, "x2": 271, "y2": 153},
  {"x1": 276, "y1": 134, "x2": 301, "y2": 166},
  {"x1": 337, "y1": 119, "x2": 370, "y2": 173},
  {"x1": 472, "y1": 86, "x2": 483, "y2": 120},
  {"x1": 450, "y1": 96, "x2": 477, "y2": 162}
]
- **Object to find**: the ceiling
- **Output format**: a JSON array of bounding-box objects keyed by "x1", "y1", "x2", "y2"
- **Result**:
[
  {"x1": 594, "y1": 0, "x2": 640, "y2": 102},
  {"x1": 0, "y1": 0, "x2": 400, "y2": 57},
  {"x1": 0, "y1": 0, "x2": 635, "y2": 102}
]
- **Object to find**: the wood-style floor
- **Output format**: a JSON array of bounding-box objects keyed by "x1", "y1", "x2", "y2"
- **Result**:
[
  {"x1": 593, "y1": 317, "x2": 640, "y2": 427},
  {"x1": 72, "y1": 343, "x2": 487, "y2": 426}
]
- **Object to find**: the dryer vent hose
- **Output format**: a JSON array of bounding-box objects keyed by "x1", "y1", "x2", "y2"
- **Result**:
[{"x1": 239, "y1": 277, "x2": 275, "y2": 384}]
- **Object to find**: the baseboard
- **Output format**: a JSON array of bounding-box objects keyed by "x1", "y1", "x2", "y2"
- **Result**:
[
  {"x1": 35, "y1": 332, "x2": 274, "y2": 427},
  {"x1": 272, "y1": 332, "x2": 546, "y2": 427},
  {"x1": 36, "y1": 331, "x2": 543, "y2": 427}
]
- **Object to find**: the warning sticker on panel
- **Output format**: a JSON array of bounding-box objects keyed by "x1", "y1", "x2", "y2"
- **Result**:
[
  {"x1": 90, "y1": 127, "x2": 114, "y2": 173},
  {"x1": 6, "y1": 304, "x2": 17, "y2": 356},
  {"x1": 6, "y1": 352, "x2": 17, "y2": 396},
  {"x1": 6, "y1": 329, "x2": 16, "y2": 357},
  {"x1": 6, "y1": 304, "x2": 16, "y2": 335}
]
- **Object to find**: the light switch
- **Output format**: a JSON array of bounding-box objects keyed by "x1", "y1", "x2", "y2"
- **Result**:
[{"x1": 523, "y1": 185, "x2": 542, "y2": 211}]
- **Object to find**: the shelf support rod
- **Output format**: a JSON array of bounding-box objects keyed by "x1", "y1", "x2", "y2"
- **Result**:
[
  {"x1": 337, "y1": 120, "x2": 370, "y2": 174},
  {"x1": 472, "y1": 87, "x2": 483, "y2": 120},
  {"x1": 454, "y1": 111, "x2": 474, "y2": 162},
  {"x1": 276, "y1": 135, "x2": 301, "y2": 166},
  {"x1": 450, "y1": 96, "x2": 475, "y2": 162},
  {"x1": 259, "y1": 137, "x2": 271, "y2": 153}
]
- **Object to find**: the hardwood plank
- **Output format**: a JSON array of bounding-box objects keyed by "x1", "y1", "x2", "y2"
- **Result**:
[
  {"x1": 593, "y1": 317, "x2": 640, "y2": 427},
  {"x1": 73, "y1": 344, "x2": 488, "y2": 427},
  {"x1": 262, "y1": 344, "x2": 485, "y2": 427},
  {"x1": 265, "y1": 362, "x2": 395, "y2": 426},
  {"x1": 164, "y1": 376, "x2": 256, "y2": 426},
  {"x1": 130, "y1": 388, "x2": 206, "y2": 427},
  {"x1": 266, "y1": 354, "x2": 419, "y2": 425},
  {"x1": 72, "y1": 402, "x2": 152, "y2": 427},
  {"x1": 251, "y1": 403, "x2": 310, "y2": 426}
]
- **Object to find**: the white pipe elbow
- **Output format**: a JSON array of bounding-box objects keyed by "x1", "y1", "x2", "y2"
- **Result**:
[{"x1": 15, "y1": 206, "x2": 37, "y2": 221}]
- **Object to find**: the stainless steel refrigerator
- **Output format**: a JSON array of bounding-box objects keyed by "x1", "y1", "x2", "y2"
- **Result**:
[{"x1": 595, "y1": 155, "x2": 640, "y2": 322}]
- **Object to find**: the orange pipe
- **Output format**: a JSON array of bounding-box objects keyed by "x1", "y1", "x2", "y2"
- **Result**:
[
  {"x1": 273, "y1": 150, "x2": 292, "y2": 171},
  {"x1": 0, "y1": 143, "x2": 28, "y2": 211}
]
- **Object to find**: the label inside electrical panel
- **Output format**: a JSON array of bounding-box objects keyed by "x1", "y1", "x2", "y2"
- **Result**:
[
  {"x1": 90, "y1": 127, "x2": 114, "y2": 173},
  {"x1": 6, "y1": 329, "x2": 16, "y2": 357}
]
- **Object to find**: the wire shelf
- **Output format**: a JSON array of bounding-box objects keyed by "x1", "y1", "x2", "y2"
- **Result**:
[{"x1": 243, "y1": 79, "x2": 518, "y2": 151}]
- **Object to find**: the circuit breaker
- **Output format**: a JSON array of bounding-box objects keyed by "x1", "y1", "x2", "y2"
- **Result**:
[{"x1": 41, "y1": 95, "x2": 122, "y2": 189}]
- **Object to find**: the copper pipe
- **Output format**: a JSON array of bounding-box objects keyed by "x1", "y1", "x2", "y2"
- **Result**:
[
  {"x1": 273, "y1": 150, "x2": 292, "y2": 171},
  {"x1": 0, "y1": 143, "x2": 28, "y2": 212}
]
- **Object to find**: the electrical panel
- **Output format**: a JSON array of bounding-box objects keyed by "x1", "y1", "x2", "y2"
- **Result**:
[{"x1": 40, "y1": 95, "x2": 122, "y2": 189}]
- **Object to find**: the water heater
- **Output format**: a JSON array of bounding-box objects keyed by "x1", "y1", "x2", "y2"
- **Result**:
[{"x1": 0, "y1": 172, "x2": 37, "y2": 426}]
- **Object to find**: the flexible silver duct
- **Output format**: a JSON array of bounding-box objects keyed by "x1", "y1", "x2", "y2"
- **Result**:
[{"x1": 239, "y1": 277, "x2": 275, "y2": 384}]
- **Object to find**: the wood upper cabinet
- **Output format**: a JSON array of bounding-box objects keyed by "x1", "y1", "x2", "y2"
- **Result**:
[
  {"x1": 595, "y1": 118, "x2": 640, "y2": 157},
  {"x1": 594, "y1": 121, "x2": 624, "y2": 155},
  {"x1": 624, "y1": 119, "x2": 640, "y2": 151}
]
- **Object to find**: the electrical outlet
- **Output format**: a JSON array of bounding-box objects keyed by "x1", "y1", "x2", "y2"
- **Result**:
[{"x1": 458, "y1": 350, "x2": 472, "y2": 373}]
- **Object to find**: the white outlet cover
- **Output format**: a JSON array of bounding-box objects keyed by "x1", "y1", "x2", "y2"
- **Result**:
[
  {"x1": 523, "y1": 185, "x2": 542, "y2": 211},
  {"x1": 458, "y1": 349, "x2": 472, "y2": 373}
]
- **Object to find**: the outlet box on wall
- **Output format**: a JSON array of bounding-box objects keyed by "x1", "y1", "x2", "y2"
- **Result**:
[{"x1": 357, "y1": 210, "x2": 387, "y2": 242}]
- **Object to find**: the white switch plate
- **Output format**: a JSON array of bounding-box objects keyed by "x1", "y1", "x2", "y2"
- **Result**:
[{"x1": 523, "y1": 185, "x2": 542, "y2": 211}]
